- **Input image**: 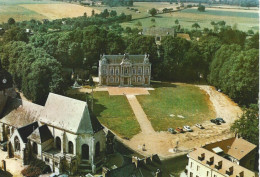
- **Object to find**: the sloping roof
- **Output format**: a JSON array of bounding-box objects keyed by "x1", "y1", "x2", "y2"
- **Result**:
[
  {"x1": 177, "y1": 33, "x2": 191, "y2": 40},
  {"x1": 203, "y1": 137, "x2": 256, "y2": 160},
  {"x1": 28, "y1": 124, "x2": 53, "y2": 144},
  {"x1": 101, "y1": 55, "x2": 146, "y2": 64},
  {"x1": 0, "y1": 98, "x2": 44, "y2": 128},
  {"x1": 143, "y1": 27, "x2": 175, "y2": 36},
  {"x1": 17, "y1": 122, "x2": 39, "y2": 143},
  {"x1": 40, "y1": 93, "x2": 103, "y2": 134},
  {"x1": 189, "y1": 148, "x2": 256, "y2": 177}
]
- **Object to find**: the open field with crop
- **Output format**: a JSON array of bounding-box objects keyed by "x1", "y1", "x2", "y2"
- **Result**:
[
  {"x1": 0, "y1": 0, "x2": 98, "y2": 23},
  {"x1": 136, "y1": 82, "x2": 216, "y2": 131},
  {"x1": 20, "y1": 4, "x2": 100, "y2": 20},
  {"x1": 66, "y1": 91, "x2": 141, "y2": 139}
]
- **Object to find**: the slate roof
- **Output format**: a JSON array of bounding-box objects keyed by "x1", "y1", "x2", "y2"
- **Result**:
[
  {"x1": 189, "y1": 148, "x2": 256, "y2": 177},
  {"x1": 17, "y1": 122, "x2": 39, "y2": 143},
  {"x1": 203, "y1": 137, "x2": 256, "y2": 160},
  {"x1": 40, "y1": 93, "x2": 103, "y2": 134},
  {"x1": 101, "y1": 54, "x2": 147, "y2": 64},
  {"x1": 143, "y1": 27, "x2": 175, "y2": 36},
  {"x1": 0, "y1": 98, "x2": 44, "y2": 128},
  {"x1": 28, "y1": 124, "x2": 53, "y2": 144}
]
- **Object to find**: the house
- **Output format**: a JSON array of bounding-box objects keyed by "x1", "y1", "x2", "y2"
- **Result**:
[
  {"x1": 202, "y1": 137, "x2": 257, "y2": 170},
  {"x1": 142, "y1": 27, "x2": 175, "y2": 45},
  {"x1": 185, "y1": 137, "x2": 258, "y2": 177},
  {"x1": 98, "y1": 54, "x2": 151, "y2": 86},
  {"x1": 102, "y1": 154, "x2": 170, "y2": 177},
  {"x1": 0, "y1": 92, "x2": 107, "y2": 175}
]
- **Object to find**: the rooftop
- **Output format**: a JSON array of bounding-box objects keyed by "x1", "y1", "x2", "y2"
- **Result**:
[
  {"x1": 28, "y1": 124, "x2": 53, "y2": 144},
  {"x1": 40, "y1": 93, "x2": 103, "y2": 134},
  {"x1": 189, "y1": 148, "x2": 256, "y2": 177},
  {"x1": 100, "y1": 54, "x2": 149, "y2": 64},
  {"x1": 203, "y1": 137, "x2": 256, "y2": 160}
]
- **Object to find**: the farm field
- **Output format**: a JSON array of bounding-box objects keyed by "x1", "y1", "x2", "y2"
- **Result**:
[
  {"x1": 66, "y1": 91, "x2": 141, "y2": 139},
  {"x1": 136, "y1": 82, "x2": 216, "y2": 132},
  {"x1": 120, "y1": 5, "x2": 259, "y2": 32},
  {"x1": 0, "y1": 0, "x2": 98, "y2": 23}
]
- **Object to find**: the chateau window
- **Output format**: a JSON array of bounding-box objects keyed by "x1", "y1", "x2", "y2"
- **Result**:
[
  {"x1": 145, "y1": 68, "x2": 149, "y2": 75},
  {"x1": 116, "y1": 77, "x2": 119, "y2": 83},
  {"x1": 14, "y1": 136, "x2": 20, "y2": 152},
  {"x1": 138, "y1": 68, "x2": 142, "y2": 74},
  {"x1": 110, "y1": 77, "x2": 114, "y2": 83},
  {"x1": 45, "y1": 157, "x2": 49, "y2": 162},
  {"x1": 124, "y1": 68, "x2": 128, "y2": 74},
  {"x1": 110, "y1": 68, "x2": 114, "y2": 75},
  {"x1": 102, "y1": 69, "x2": 107, "y2": 74},
  {"x1": 207, "y1": 171, "x2": 209, "y2": 176},
  {"x1": 115, "y1": 68, "x2": 119, "y2": 75},
  {"x1": 137, "y1": 76, "x2": 141, "y2": 83},
  {"x1": 197, "y1": 165, "x2": 199, "y2": 171},
  {"x1": 190, "y1": 162, "x2": 192, "y2": 168},
  {"x1": 132, "y1": 77, "x2": 136, "y2": 82},
  {"x1": 133, "y1": 68, "x2": 136, "y2": 74}
]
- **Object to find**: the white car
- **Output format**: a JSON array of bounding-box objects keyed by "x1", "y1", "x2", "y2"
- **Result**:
[
  {"x1": 195, "y1": 123, "x2": 204, "y2": 129},
  {"x1": 183, "y1": 126, "x2": 193, "y2": 132}
]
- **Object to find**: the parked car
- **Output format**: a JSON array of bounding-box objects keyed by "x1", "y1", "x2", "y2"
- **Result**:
[
  {"x1": 215, "y1": 117, "x2": 226, "y2": 123},
  {"x1": 195, "y1": 123, "x2": 204, "y2": 129},
  {"x1": 176, "y1": 127, "x2": 184, "y2": 133},
  {"x1": 210, "y1": 119, "x2": 221, "y2": 125},
  {"x1": 183, "y1": 126, "x2": 193, "y2": 132},
  {"x1": 168, "y1": 128, "x2": 176, "y2": 134}
]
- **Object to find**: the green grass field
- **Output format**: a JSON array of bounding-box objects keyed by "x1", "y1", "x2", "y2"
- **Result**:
[
  {"x1": 66, "y1": 91, "x2": 140, "y2": 139},
  {"x1": 136, "y1": 82, "x2": 216, "y2": 131},
  {"x1": 120, "y1": 6, "x2": 259, "y2": 32}
]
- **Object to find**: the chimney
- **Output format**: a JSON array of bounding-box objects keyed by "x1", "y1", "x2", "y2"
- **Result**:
[
  {"x1": 155, "y1": 169, "x2": 162, "y2": 177},
  {"x1": 206, "y1": 156, "x2": 214, "y2": 165},
  {"x1": 226, "y1": 166, "x2": 234, "y2": 175},
  {"x1": 198, "y1": 153, "x2": 205, "y2": 161},
  {"x1": 102, "y1": 167, "x2": 110, "y2": 177},
  {"x1": 215, "y1": 160, "x2": 222, "y2": 170},
  {"x1": 132, "y1": 156, "x2": 139, "y2": 168}
]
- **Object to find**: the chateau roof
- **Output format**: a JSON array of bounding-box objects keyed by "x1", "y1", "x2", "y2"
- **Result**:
[
  {"x1": 189, "y1": 148, "x2": 256, "y2": 177},
  {"x1": 0, "y1": 98, "x2": 44, "y2": 128},
  {"x1": 28, "y1": 124, "x2": 53, "y2": 144},
  {"x1": 40, "y1": 93, "x2": 103, "y2": 134},
  {"x1": 101, "y1": 54, "x2": 148, "y2": 64},
  {"x1": 17, "y1": 122, "x2": 39, "y2": 143},
  {"x1": 203, "y1": 137, "x2": 256, "y2": 160},
  {"x1": 142, "y1": 27, "x2": 174, "y2": 36}
]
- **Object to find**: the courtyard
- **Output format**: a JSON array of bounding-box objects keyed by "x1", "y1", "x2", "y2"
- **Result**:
[{"x1": 66, "y1": 81, "x2": 242, "y2": 158}]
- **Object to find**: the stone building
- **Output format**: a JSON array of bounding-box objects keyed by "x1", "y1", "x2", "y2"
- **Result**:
[
  {"x1": 98, "y1": 54, "x2": 151, "y2": 86},
  {"x1": 185, "y1": 137, "x2": 257, "y2": 177},
  {"x1": 0, "y1": 92, "x2": 107, "y2": 175}
]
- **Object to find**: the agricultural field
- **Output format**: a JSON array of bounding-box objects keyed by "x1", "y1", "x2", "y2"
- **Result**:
[
  {"x1": 66, "y1": 91, "x2": 141, "y2": 139},
  {"x1": 93, "y1": 2, "x2": 259, "y2": 32},
  {"x1": 0, "y1": 0, "x2": 98, "y2": 23},
  {"x1": 136, "y1": 82, "x2": 216, "y2": 132}
]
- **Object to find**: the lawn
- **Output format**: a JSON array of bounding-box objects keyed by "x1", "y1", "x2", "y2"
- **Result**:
[
  {"x1": 66, "y1": 91, "x2": 140, "y2": 139},
  {"x1": 136, "y1": 82, "x2": 216, "y2": 131}
]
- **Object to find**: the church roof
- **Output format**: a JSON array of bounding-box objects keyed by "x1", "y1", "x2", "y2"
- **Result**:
[
  {"x1": 17, "y1": 121, "x2": 39, "y2": 143},
  {"x1": 28, "y1": 124, "x2": 53, "y2": 144},
  {"x1": 40, "y1": 93, "x2": 103, "y2": 134},
  {"x1": 101, "y1": 54, "x2": 147, "y2": 64},
  {"x1": 0, "y1": 98, "x2": 44, "y2": 128}
]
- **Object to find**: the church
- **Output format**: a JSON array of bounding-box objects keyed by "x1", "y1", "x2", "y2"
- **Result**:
[
  {"x1": 0, "y1": 67, "x2": 109, "y2": 175},
  {"x1": 98, "y1": 54, "x2": 151, "y2": 86}
]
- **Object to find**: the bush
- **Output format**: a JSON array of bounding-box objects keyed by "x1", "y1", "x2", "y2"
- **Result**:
[{"x1": 21, "y1": 166, "x2": 42, "y2": 177}]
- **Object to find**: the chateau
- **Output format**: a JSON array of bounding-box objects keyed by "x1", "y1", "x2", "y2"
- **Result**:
[{"x1": 98, "y1": 54, "x2": 151, "y2": 86}]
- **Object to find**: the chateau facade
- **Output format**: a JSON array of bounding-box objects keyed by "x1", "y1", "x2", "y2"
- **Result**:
[{"x1": 98, "y1": 54, "x2": 151, "y2": 86}]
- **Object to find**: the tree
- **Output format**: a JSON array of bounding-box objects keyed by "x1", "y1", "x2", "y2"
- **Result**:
[
  {"x1": 8, "y1": 18, "x2": 15, "y2": 25},
  {"x1": 151, "y1": 18, "x2": 155, "y2": 23},
  {"x1": 175, "y1": 19, "x2": 179, "y2": 25},
  {"x1": 91, "y1": 9, "x2": 95, "y2": 16},
  {"x1": 192, "y1": 23, "x2": 200, "y2": 31},
  {"x1": 149, "y1": 8, "x2": 157, "y2": 17},
  {"x1": 231, "y1": 104, "x2": 259, "y2": 145},
  {"x1": 198, "y1": 5, "x2": 205, "y2": 12},
  {"x1": 110, "y1": 10, "x2": 117, "y2": 17}
]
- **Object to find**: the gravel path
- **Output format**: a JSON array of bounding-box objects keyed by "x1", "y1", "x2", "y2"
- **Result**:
[{"x1": 126, "y1": 95, "x2": 155, "y2": 134}]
